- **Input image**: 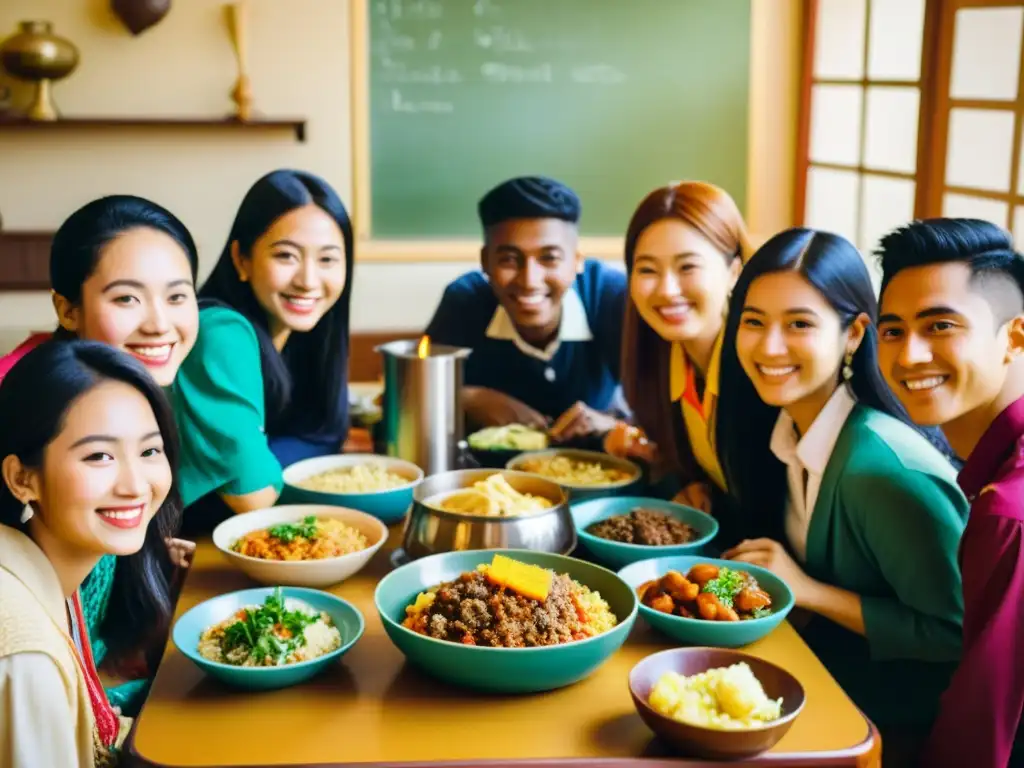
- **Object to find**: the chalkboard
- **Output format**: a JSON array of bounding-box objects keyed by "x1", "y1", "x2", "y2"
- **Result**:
[{"x1": 368, "y1": 0, "x2": 751, "y2": 239}]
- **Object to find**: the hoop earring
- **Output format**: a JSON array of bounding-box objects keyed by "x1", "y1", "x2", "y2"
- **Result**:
[{"x1": 842, "y1": 352, "x2": 854, "y2": 382}]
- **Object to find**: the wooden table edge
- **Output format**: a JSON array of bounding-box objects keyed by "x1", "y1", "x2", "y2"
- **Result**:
[{"x1": 125, "y1": 716, "x2": 878, "y2": 768}]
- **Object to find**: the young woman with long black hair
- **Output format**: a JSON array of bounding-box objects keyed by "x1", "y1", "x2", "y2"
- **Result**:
[
  {"x1": 715, "y1": 227, "x2": 967, "y2": 757},
  {"x1": 200, "y1": 169, "x2": 355, "y2": 467},
  {"x1": 0, "y1": 340, "x2": 181, "y2": 767}
]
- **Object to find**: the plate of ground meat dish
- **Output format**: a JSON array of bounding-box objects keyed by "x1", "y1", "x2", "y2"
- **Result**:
[
  {"x1": 572, "y1": 497, "x2": 719, "y2": 568},
  {"x1": 587, "y1": 507, "x2": 698, "y2": 546},
  {"x1": 375, "y1": 549, "x2": 639, "y2": 692},
  {"x1": 401, "y1": 554, "x2": 618, "y2": 647}
]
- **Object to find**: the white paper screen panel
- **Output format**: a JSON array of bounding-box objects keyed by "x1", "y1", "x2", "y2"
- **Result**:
[
  {"x1": 945, "y1": 108, "x2": 1015, "y2": 192},
  {"x1": 864, "y1": 87, "x2": 920, "y2": 173},
  {"x1": 860, "y1": 175, "x2": 916, "y2": 255},
  {"x1": 867, "y1": 0, "x2": 926, "y2": 81},
  {"x1": 810, "y1": 85, "x2": 864, "y2": 165},
  {"x1": 1013, "y1": 207, "x2": 1024, "y2": 249},
  {"x1": 806, "y1": 167, "x2": 861, "y2": 244},
  {"x1": 950, "y1": 7, "x2": 1024, "y2": 101},
  {"x1": 943, "y1": 192, "x2": 1009, "y2": 226},
  {"x1": 814, "y1": 0, "x2": 867, "y2": 79}
]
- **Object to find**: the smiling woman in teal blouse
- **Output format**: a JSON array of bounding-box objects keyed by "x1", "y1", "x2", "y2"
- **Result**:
[{"x1": 715, "y1": 228, "x2": 967, "y2": 754}]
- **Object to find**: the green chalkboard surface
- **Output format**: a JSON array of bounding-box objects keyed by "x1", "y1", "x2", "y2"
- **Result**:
[{"x1": 368, "y1": 0, "x2": 750, "y2": 239}]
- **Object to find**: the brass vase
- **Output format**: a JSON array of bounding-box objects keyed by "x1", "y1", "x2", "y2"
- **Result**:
[{"x1": 0, "y1": 21, "x2": 79, "y2": 121}]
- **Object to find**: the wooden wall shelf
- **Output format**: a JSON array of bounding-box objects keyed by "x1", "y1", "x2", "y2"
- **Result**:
[
  {"x1": 0, "y1": 115, "x2": 307, "y2": 142},
  {"x1": 0, "y1": 230, "x2": 52, "y2": 291}
]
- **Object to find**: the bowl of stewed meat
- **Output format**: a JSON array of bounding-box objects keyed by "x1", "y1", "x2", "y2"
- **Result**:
[
  {"x1": 374, "y1": 549, "x2": 638, "y2": 692},
  {"x1": 571, "y1": 497, "x2": 719, "y2": 568},
  {"x1": 617, "y1": 556, "x2": 794, "y2": 648}
]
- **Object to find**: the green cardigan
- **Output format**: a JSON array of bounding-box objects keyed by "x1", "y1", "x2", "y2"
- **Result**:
[
  {"x1": 82, "y1": 306, "x2": 282, "y2": 715},
  {"x1": 797, "y1": 405, "x2": 968, "y2": 730}
]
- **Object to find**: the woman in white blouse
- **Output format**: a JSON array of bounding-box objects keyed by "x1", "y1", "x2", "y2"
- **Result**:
[
  {"x1": 0, "y1": 340, "x2": 181, "y2": 767},
  {"x1": 713, "y1": 227, "x2": 967, "y2": 759}
]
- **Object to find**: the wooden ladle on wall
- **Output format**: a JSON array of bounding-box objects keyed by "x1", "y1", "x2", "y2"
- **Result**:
[{"x1": 111, "y1": 0, "x2": 172, "y2": 36}]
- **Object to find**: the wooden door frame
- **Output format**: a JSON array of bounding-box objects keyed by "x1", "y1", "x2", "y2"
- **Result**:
[
  {"x1": 922, "y1": 0, "x2": 1024, "y2": 227},
  {"x1": 793, "y1": 0, "x2": 944, "y2": 226}
]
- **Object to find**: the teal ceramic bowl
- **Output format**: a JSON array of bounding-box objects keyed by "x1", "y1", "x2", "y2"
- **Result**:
[
  {"x1": 617, "y1": 556, "x2": 793, "y2": 648},
  {"x1": 572, "y1": 497, "x2": 719, "y2": 569},
  {"x1": 375, "y1": 548, "x2": 638, "y2": 692},
  {"x1": 172, "y1": 587, "x2": 364, "y2": 690},
  {"x1": 281, "y1": 453, "x2": 424, "y2": 525}
]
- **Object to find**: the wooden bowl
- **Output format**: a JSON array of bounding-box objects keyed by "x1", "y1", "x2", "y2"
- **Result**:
[{"x1": 629, "y1": 647, "x2": 806, "y2": 759}]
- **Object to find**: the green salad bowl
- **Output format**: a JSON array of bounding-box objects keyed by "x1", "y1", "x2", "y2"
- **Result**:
[
  {"x1": 172, "y1": 587, "x2": 364, "y2": 690},
  {"x1": 617, "y1": 556, "x2": 793, "y2": 648},
  {"x1": 375, "y1": 548, "x2": 638, "y2": 692}
]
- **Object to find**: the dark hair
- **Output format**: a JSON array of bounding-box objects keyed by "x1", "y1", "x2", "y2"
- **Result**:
[
  {"x1": 717, "y1": 228, "x2": 955, "y2": 538},
  {"x1": 621, "y1": 181, "x2": 750, "y2": 482},
  {"x1": 50, "y1": 195, "x2": 199, "y2": 332},
  {"x1": 877, "y1": 218, "x2": 1024, "y2": 325},
  {"x1": 0, "y1": 340, "x2": 182, "y2": 669},
  {"x1": 199, "y1": 170, "x2": 354, "y2": 438},
  {"x1": 477, "y1": 175, "x2": 581, "y2": 231}
]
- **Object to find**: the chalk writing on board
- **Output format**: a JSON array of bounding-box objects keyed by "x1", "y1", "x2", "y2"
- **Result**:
[
  {"x1": 390, "y1": 89, "x2": 454, "y2": 114},
  {"x1": 473, "y1": 0, "x2": 499, "y2": 18},
  {"x1": 378, "y1": 0, "x2": 444, "y2": 21},
  {"x1": 380, "y1": 63, "x2": 462, "y2": 84},
  {"x1": 480, "y1": 62, "x2": 553, "y2": 84},
  {"x1": 427, "y1": 30, "x2": 443, "y2": 50},
  {"x1": 571, "y1": 65, "x2": 627, "y2": 85},
  {"x1": 474, "y1": 26, "x2": 532, "y2": 53}
]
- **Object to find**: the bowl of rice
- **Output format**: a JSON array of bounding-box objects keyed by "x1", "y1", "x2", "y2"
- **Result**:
[
  {"x1": 375, "y1": 548, "x2": 638, "y2": 692},
  {"x1": 505, "y1": 449, "x2": 642, "y2": 500},
  {"x1": 173, "y1": 586, "x2": 364, "y2": 690},
  {"x1": 629, "y1": 647, "x2": 805, "y2": 758},
  {"x1": 281, "y1": 453, "x2": 424, "y2": 524},
  {"x1": 212, "y1": 504, "x2": 388, "y2": 588}
]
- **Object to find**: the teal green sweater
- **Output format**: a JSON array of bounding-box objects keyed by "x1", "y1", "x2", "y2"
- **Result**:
[
  {"x1": 83, "y1": 306, "x2": 282, "y2": 715},
  {"x1": 797, "y1": 406, "x2": 968, "y2": 729}
]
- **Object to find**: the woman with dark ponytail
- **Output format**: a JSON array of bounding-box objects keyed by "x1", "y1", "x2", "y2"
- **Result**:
[{"x1": 715, "y1": 227, "x2": 968, "y2": 755}]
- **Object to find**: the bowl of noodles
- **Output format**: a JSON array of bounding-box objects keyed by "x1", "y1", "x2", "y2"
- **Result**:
[
  {"x1": 402, "y1": 469, "x2": 576, "y2": 560},
  {"x1": 505, "y1": 449, "x2": 642, "y2": 500},
  {"x1": 212, "y1": 504, "x2": 388, "y2": 588},
  {"x1": 374, "y1": 548, "x2": 638, "y2": 692},
  {"x1": 281, "y1": 453, "x2": 424, "y2": 524},
  {"x1": 629, "y1": 647, "x2": 805, "y2": 758}
]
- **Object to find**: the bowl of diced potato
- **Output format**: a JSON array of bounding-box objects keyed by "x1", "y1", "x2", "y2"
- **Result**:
[{"x1": 281, "y1": 453, "x2": 424, "y2": 525}]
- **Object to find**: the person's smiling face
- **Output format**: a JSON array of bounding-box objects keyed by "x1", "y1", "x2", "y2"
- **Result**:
[{"x1": 878, "y1": 261, "x2": 1015, "y2": 428}]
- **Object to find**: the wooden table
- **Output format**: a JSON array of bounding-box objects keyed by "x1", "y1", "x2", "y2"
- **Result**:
[{"x1": 128, "y1": 532, "x2": 878, "y2": 768}]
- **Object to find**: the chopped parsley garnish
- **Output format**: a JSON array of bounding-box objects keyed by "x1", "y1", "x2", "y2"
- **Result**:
[
  {"x1": 221, "y1": 587, "x2": 319, "y2": 665},
  {"x1": 701, "y1": 567, "x2": 746, "y2": 608},
  {"x1": 268, "y1": 515, "x2": 318, "y2": 544}
]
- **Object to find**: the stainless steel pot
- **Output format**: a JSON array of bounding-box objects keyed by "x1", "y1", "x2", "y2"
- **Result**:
[{"x1": 401, "y1": 469, "x2": 576, "y2": 560}]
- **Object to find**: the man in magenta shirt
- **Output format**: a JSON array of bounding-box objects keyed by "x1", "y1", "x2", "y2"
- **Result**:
[{"x1": 876, "y1": 218, "x2": 1024, "y2": 768}]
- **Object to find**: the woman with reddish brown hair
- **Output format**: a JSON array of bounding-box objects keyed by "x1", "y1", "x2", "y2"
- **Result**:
[{"x1": 606, "y1": 181, "x2": 749, "y2": 517}]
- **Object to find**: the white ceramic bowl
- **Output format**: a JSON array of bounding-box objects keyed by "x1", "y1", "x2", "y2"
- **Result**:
[{"x1": 212, "y1": 504, "x2": 388, "y2": 588}]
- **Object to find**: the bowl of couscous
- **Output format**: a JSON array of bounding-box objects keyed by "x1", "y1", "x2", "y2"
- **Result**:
[
  {"x1": 212, "y1": 504, "x2": 388, "y2": 587},
  {"x1": 281, "y1": 453, "x2": 424, "y2": 524},
  {"x1": 505, "y1": 449, "x2": 642, "y2": 501},
  {"x1": 629, "y1": 647, "x2": 805, "y2": 758}
]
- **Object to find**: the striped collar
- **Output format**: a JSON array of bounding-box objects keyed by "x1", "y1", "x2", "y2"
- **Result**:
[{"x1": 485, "y1": 287, "x2": 592, "y2": 363}]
